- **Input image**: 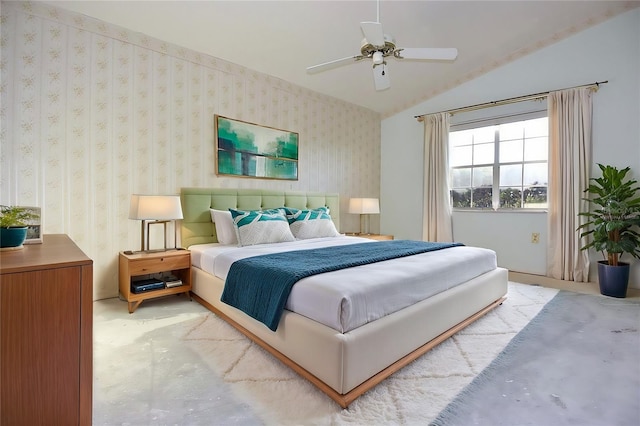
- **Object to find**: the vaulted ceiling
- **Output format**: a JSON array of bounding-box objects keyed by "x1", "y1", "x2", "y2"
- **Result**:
[{"x1": 47, "y1": 1, "x2": 638, "y2": 116}]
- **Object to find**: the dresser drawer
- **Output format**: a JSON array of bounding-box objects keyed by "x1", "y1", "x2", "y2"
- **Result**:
[{"x1": 128, "y1": 254, "x2": 190, "y2": 275}]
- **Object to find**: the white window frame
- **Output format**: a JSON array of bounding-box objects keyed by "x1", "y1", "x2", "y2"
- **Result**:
[{"x1": 449, "y1": 107, "x2": 548, "y2": 211}]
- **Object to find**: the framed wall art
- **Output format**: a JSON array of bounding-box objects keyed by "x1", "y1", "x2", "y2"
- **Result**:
[
  {"x1": 215, "y1": 115, "x2": 299, "y2": 180},
  {"x1": 23, "y1": 206, "x2": 42, "y2": 244}
]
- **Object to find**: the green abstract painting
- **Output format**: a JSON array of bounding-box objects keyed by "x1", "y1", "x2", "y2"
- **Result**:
[{"x1": 215, "y1": 115, "x2": 299, "y2": 180}]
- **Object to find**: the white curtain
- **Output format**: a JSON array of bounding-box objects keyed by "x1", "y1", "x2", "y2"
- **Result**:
[
  {"x1": 547, "y1": 87, "x2": 593, "y2": 282},
  {"x1": 423, "y1": 113, "x2": 453, "y2": 242}
]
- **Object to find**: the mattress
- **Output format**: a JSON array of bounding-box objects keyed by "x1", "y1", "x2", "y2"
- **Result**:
[{"x1": 190, "y1": 236, "x2": 498, "y2": 332}]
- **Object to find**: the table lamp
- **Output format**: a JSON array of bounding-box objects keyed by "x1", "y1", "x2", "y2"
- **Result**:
[
  {"x1": 129, "y1": 194, "x2": 183, "y2": 252},
  {"x1": 348, "y1": 198, "x2": 380, "y2": 235}
]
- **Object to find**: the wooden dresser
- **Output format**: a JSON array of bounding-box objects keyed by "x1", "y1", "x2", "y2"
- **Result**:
[{"x1": 0, "y1": 234, "x2": 93, "y2": 425}]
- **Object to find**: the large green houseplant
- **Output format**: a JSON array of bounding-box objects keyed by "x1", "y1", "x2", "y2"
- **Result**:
[
  {"x1": 578, "y1": 164, "x2": 640, "y2": 297},
  {"x1": 0, "y1": 205, "x2": 40, "y2": 249}
]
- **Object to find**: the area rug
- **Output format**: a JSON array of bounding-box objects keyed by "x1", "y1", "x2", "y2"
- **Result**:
[
  {"x1": 431, "y1": 291, "x2": 640, "y2": 426},
  {"x1": 93, "y1": 282, "x2": 558, "y2": 425},
  {"x1": 180, "y1": 282, "x2": 558, "y2": 425}
]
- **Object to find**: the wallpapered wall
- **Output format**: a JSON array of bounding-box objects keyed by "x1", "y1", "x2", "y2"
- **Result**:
[{"x1": 0, "y1": 2, "x2": 381, "y2": 300}]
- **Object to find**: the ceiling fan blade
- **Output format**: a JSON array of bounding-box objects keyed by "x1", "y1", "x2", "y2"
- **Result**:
[
  {"x1": 306, "y1": 55, "x2": 360, "y2": 74},
  {"x1": 372, "y1": 65, "x2": 390, "y2": 91},
  {"x1": 360, "y1": 21, "x2": 385, "y2": 47},
  {"x1": 397, "y1": 47, "x2": 458, "y2": 61}
]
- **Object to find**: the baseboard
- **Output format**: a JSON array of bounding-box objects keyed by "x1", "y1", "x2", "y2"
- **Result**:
[{"x1": 509, "y1": 271, "x2": 640, "y2": 299}]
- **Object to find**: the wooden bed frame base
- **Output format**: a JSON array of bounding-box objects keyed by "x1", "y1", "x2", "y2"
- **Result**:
[{"x1": 191, "y1": 292, "x2": 506, "y2": 408}]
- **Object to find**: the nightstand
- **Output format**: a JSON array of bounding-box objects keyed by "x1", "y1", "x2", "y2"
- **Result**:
[
  {"x1": 118, "y1": 249, "x2": 192, "y2": 313},
  {"x1": 345, "y1": 233, "x2": 394, "y2": 241}
]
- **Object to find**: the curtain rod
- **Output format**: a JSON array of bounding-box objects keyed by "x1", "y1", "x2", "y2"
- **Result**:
[{"x1": 415, "y1": 80, "x2": 608, "y2": 122}]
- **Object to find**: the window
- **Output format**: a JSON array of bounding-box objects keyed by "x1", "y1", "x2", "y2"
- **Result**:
[{"x1": 450, "y1": 116, "x2": 548, "y2": 209}]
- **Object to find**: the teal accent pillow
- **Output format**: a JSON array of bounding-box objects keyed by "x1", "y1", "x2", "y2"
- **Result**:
[
  {"x1": 283, "y1": 207, "x2": 340, "y2": 239},
  {"x1": 282, "y1": 206, "x2": 329, "y2": 223},
  {"x1": 230, "y1": 208, "x2": 295, "y2": 247}
]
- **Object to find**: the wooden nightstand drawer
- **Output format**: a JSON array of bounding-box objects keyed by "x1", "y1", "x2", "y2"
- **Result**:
[{"x1": 128, "y1": 254, "x2": 190, "y2": 276}]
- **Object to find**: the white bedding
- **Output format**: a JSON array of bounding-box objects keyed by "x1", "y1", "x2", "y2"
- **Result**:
[{"x1": 190, "y1": 236, "x2": 497, "y2": 332}]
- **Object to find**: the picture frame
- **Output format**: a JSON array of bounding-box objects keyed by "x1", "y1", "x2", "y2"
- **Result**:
[
  {"x1": 23, "y1": 206, "x2": 42, "y2": 244},
  {"x1": 215, "y1": 115, "x2": 299, "y2": 180}
]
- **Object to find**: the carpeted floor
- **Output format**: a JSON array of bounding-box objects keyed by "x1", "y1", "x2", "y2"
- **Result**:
[
  {"x1": 94, "y1": 282, "x2": 558, "y2": 425},
  {"x1": 431, "y1": 291, "x2": 640, "y2": 426}
]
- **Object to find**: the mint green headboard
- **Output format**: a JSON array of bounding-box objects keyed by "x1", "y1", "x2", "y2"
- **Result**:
[{"x1": 180, "y1": 188, "x2": 340, "y2": 248}]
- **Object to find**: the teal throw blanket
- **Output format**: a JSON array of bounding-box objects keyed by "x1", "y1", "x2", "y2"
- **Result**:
[{"x1": 220, "y1": 240, "x2": 463, "y2": 331}]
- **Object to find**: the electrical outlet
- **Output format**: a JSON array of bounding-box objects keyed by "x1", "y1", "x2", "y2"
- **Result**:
[{"x1": 531, "y1": 233, "x2": 540, "y2": 244}]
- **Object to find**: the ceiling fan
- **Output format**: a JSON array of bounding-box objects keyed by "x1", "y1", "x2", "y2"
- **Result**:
[{"x1": 306, "y1": 1, "x2": 458, "y2": 91}]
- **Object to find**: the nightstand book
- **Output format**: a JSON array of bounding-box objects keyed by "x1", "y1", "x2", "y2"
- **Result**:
[{"x1": 118, "y1": 249, "x2": 192, "y2": 313}]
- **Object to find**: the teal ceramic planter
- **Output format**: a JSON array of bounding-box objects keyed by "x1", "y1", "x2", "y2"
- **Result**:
[{"x1": 0, "y1": 227, "x2": 28, "y2": 248}]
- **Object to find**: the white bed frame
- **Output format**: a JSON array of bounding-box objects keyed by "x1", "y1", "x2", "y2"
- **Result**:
[{"x1": 180, "y1": 188, "x2": 508, "y2": 408}]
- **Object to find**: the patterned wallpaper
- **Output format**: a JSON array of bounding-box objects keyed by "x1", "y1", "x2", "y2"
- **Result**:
[{"x1": 0, "y1": 1, "x2": 381, "y2": 300}]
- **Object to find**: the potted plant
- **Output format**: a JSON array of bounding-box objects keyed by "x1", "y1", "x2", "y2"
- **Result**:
[
  {"x1": 0, "y1": 205, "x2": 39, "y2": 249},
  {"x1": 578, "y1": 164, "x2": 640, "y2": 297}
]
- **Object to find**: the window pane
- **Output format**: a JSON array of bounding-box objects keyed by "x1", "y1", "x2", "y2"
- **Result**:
[
  {"x1": 523, "y1": 163, "x2": 548, "y2": 186},
  {"x1": 451, "y1": 145, "x2": 472, "y2": 167},
  {"x1": 471, "y1": 126, "x2": 497, "y2": 144},
  {"x1": 450, "y1": 129, "x2": 473, "y2": 147},
  {"x1": 524, "y1": 186, "x2": 548, "y2": 208},
  {"x1": 451, "y1": 168, "x2": 471, "y2": 188},
  {"x1": 451, "y1": 189, "x2": 471, "y2": 208},
  {"x1": 472, "y1": 166, "x2": 493, "y2": 187},
  {"x1": 500, "y1": 139, "x2": 523, "y2": 163},
  {"x1": 472, "y1": 187, "x2": 492, "y2": 208},
  {"x1": 474, "y1": 142, "x2": 494, "y2": 164},
  {"x1": 500, "y1": 187, "x2": 523, "y2": 208},
  {"x1": 524, "y1": 117, "x2": 547, "y2": 137},
  {"x1": 499, "y1": 122, "x2": 524, "y2": 141},
  {"x1": 524, "y1": 137, "x2": 547, "y2": 161},
  {"x1": 500, "y1": 164, "x2": 522, "y2": 186}
]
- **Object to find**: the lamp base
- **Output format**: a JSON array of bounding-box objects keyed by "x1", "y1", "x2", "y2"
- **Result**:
[
  {"x1": 137, "y1": 219, "x2": 181, "y2": 252},
  {"x1": 359, "y1": 214, "x2": 373, "y2": 235},
  {"x1": 125, "y1": 247, "x2": 184, "y2": 256}
]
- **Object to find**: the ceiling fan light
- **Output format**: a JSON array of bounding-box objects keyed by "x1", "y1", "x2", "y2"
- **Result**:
[{"x1": 372, "y1": 51, "x2": 384, "y2": 65}]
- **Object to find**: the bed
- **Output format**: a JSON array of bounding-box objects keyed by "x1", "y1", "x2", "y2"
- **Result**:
[{"x1": 180, "y1": 187, "x2": 508, "y2": 408}]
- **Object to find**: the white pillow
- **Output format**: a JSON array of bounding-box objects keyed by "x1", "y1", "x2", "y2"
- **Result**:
[
  {"x1": 290, "y1": 219, "x2": 341, "y2": 239},
  {"x1": 210, "y1": 209, "x2": 238, "y2": 245},
  {"x1": 284, "y1": 207, "x2": 341, "y2": 239},
  {"x1": 230, "y1": 208, "x2": 295, "y2": 247}
]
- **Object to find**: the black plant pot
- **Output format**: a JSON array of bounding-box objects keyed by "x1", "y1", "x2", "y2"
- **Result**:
[{"x1": 597, "y1": 260, "x2": 629, "y2": 298}]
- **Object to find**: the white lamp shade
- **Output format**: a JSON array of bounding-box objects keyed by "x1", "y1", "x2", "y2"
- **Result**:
[
  {"x1": 348, "y1": 198, "x2": 380, "y2": 214},
  {"x1": 129, "y1": 195, "x2": 183, "y2": 220}
]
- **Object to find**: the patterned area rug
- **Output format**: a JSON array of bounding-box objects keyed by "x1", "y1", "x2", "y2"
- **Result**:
[
  {"x1": 183, "y1": 282, "x2": 557, "y2": 425},
  {"x1": 93, "y1": 282, "x2": 557, "y2": 425}
]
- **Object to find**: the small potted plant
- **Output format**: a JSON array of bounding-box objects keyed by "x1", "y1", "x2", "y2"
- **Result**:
[
  {"x1": 578, "y1": 164, "x2": 640, "y2": 297},
  {"x1": 0, "y1": 205, "x2": 40, "y2": 249}
]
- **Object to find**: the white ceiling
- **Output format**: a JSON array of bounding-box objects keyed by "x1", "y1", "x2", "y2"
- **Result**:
[{"x1": 46, "y1": 1, "x2": 637, "y2": 117}]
